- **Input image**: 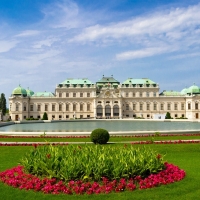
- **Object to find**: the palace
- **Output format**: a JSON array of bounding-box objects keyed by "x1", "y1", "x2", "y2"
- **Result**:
[{"x1": 9, "y1": 76, "x2": 200, "y2": 120}]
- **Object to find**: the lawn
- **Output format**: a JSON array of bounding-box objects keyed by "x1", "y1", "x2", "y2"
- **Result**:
[{"x1": 1, "y1": 143, "x2": 200, "y2": 200}]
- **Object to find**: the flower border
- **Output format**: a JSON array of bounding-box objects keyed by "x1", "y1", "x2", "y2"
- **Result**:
[{"x1": 0, "y1": 162, "x2": 185, "y2": 195}]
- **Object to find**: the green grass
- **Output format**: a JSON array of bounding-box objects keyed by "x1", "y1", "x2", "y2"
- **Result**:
[
  {"x1": 0, "y1": 135, "x2": 200, "y2": 142},
  {"x1": 1, "y1": 144, "x2": 200, "y2": 199}
]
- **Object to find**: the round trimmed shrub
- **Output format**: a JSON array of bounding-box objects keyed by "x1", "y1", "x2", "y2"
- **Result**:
[{"x1": 91, "y1": 128, "x2": 110, "y2": 144}]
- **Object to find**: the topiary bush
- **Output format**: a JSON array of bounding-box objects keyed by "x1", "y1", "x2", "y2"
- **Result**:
[{"x1": 91, "y1": 128, "x2": 110, "y2": 144}]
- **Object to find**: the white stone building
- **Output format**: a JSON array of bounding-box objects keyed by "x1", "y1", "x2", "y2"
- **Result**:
[{"x1": 9, "y1": 76, "x2": 200, "y2": 121}]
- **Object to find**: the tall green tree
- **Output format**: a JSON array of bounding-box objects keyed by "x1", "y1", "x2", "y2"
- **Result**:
[
  {"x1": 42, "y1": 112, "x2": 48, "y2": 120},
  {"x1": 0, "y1": 93, "x2": 6, "y2": 115},
  {"x1": 165, "y1": 112, "x2": 172, "y2": 119}
]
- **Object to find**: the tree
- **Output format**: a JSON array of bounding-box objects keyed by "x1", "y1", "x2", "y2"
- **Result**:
[
  {"x1": 0, "y1": 93, "x2": 6, "y2": 115},
  {"x1": 42, "y1": 112, "x2": 48, "y2": 120},
  {"x1": 165, "y1": 112, "x2": 172, "y2": 119}
]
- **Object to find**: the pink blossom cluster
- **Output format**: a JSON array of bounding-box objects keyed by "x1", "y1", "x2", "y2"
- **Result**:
[{"x1": 0, "y1": 162, "x2": 185, "y2": 195}]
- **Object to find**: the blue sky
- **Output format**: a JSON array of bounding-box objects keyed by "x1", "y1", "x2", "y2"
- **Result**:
[{"x1": 1, "y1": 0, "x2": 200, "y2": 101}]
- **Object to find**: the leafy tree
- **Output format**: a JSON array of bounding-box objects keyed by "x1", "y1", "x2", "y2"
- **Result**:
[
  {"x1": 165, "y1": 112, "x2": 172, "y2": 119},
  {"x1": 0, "y1": 93, "x2": 6, "y2": 115},
  {"x1": 42, "y1": 112, "x2": 48, "y2": 120}
]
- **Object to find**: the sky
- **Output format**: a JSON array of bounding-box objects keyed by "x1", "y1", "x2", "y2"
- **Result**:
[{"x1": 1, "y1": 0, "x2": 200, "y2": 102}]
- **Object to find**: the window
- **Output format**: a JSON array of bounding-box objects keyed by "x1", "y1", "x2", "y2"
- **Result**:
[
  {"x1": 126, "y1": 104, "x2": 129, "y2": 110},
  {"x1": 153, "y1": 92, "x2": 156, "y2": 97},
  {"x1": 59, "y1": 104, "x2": 62, "y2": 111},
  {"x1": 188, "y1": 103, "x2": 191, "y2": 110},
  {"x1": 87, "y1": 115, "x2": 90, "y2": 118},
  {"x1": 174, "y1": 103, "x2": 178, "y2": 110},
  {"x1": 182, "y1": 114, "x2": 185, "y2": 117},
  {"x1": 140, "y1": 92, "x2": 142, "y2": 97},
  {"x1": 133, "y1": 103, "x2": 136, "y2": 110},
  {"x1": 52, "y1": 105, "x2": 55, "y2": 111},
  {"x1": 59, "y1": 93, "x2": 62, "y2": 97},
  {"x1": 16, "y1": 104, "x2": 19, "y2": 111},
  {"x1": 37, "y1": 116, "x2": 40, "y2": 119},
  {"x1": 80, "y1": 93, "x2": 83, "y2": 97},
  {"x1": 66, "y1": 93, "x2": 69, "y2": 97},
  {"x1": 37, "y1": 105, "x2": 41, "y2": 111},
  {"x1": 146, "y1": 92, "x2": 149, "y2": 97},
  {"x1": 167, "y1": 103, "x2": 171, "y2": 110},
  {"x1": 52, "y1": 115, "x2": 55, "y2": 119},
  {"x1": 140, "y1": 104, "x2": 143, "y2": 111},
  {"x1": 181, "y1": 103, "x2": 184, "y2": 110},
  {"x1": 66, "y1": 115, "x2": 69, "y2": 118},
  {"x1": 195, "y1": 103, "x2": 198, "y2": 110},
  {"x1": 30, "y1": 105, "x2": 33, "y2": 111},
  {"x1": 147, "y1": 114, "x2": 150, "y2": 118},
  {"x1": 126, "y1": 93, "x2": 129, "y2": 97},
  {"x1": 87, "y1": 104, "x2": 90, "y2": 111},
  {"x1": 73, "y1": 93, "x2": 76, "y2": 97},
  {"x1": 153, "y1": 103, "x2": 157, "y2": 111},
  {"x1": 160, "y1": 104, "x2": 164, "y2": 110},
  {"x1": 45, "y1": 104, "x2": 48, "y2": 111},
  {"x1": 132, "y1": 93, "x2": 135, "y2": 97},
  {"x1": 24, "y1": 116, "x2": 26, "y2": 119},
  {"x1": 59, "y1": 115, "x2": 62, "y2": 119},
  {"x1": 80, "y1": 115, "x2": 83, "y2": 119},
  {"x1": 73, "y1": 104, "x2": 76, "y2": 111},
  {"x1": 87, "y1": 93, "x2": 90, "y2": 97},
  {"x1": 175, "y1": 114, "x2": 178, "y2": 118},
  {"x1": 80, "y1": 104, "x2": 83, "y2": 111},
  {"x1": 66, "y1": 104, "x2": 69, "y2": 111},
  {"x1": 147, "y1": 103, "x2": 150, "y2": 110},
  {"x1": 23, "y1": 106, "x2": 26, "y2": 111}
]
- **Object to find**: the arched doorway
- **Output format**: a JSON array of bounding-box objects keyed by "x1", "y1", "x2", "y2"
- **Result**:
[
  {"x1": 105, "y1": 105, "x2": 111, "y2": 117},
  {"x1": 96, "y1": 105, "x2": 103, "y2": 117},
  {"x1": 113, "y1": 105, "x2": 119, "y2": 116}
]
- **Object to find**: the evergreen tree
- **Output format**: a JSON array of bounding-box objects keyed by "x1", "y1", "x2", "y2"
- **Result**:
[
  {"x1": 42, "y1": 112, "x2": 48, "y2": 120},
  {"x1": 0, "y1": 93, "x2": 6, "y2": 115},
  {"x1": 165, "y1": 112, "x2": 171, "y2": 119}
]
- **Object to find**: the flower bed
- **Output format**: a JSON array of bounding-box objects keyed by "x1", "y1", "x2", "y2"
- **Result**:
[
  {"x1": 0, "y1": 139, "x2": 200, "y2": 146},
  {"x1": 0, "y1": 163, "x2": 185, "y2": 195}
]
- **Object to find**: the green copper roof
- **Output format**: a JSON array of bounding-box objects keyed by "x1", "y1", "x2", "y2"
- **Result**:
[
  {"x1": 187, "y1": 84, "x2": 200, "y2": 94},
  {"x1": 96, "y1": 76, "x2": 120, "y2": 84},
  {"x1": 26, "y1": 88, "x2": 34, "y2": 96},
  {"x1": 32, "y1": 92, "x2": 55, "y2": 97},
  {"x1": 161, "y1": 91, "x2": 181, "y2": 96},
  {"x1": 60, "y1": 78, "x2": 93, "y2": 85},
  {"x1": 12, "y1": 85, "x2": 27, "y2": 95},
  {"x1": 180, "y1": 88, "x2": 188, "y2": 95},
  {"x1": 123, "y1": 78, "x2": 156, "y2": 85}
]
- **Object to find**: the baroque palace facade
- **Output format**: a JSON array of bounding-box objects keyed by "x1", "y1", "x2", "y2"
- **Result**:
[{"x1": 9, "y1": 76, "x2": 200, "y2": 121}]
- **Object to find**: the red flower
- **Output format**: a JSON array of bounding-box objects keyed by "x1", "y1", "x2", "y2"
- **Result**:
[
  {"x1": 32, "y1": 143, "x2": 38, "y2": 149},
  {"x1": 156, "y1": 154, "x2": 161, "y2": 160},
  {"x1": 46, "y1": 154, "x2": 51, "y2": 159}
]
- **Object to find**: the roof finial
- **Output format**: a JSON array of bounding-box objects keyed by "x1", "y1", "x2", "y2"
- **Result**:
[{"x1": 103, "y1": 74, "x2": 104, "y2": 77}]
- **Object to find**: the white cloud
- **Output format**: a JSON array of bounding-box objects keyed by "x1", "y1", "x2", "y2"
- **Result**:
[
  {"x1": 0, "y1": 40, "x2": 18, "y2": 53},
  {"x1": 15, "y1": 30, "x2": 40, "y2": 37},
  {"x1": 116, "y1": 47, "x2": 173, "y2": 60},
  {"x1": 70, "y1": 4, "x2": 200, "y2": 43}
]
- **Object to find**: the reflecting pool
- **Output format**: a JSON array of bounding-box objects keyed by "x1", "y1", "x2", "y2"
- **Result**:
[{"x1": 0, "y1": 120, "x2": 200, "y2": 132}]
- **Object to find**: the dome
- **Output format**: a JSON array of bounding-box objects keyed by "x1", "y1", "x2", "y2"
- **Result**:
[
  {"x1": 12, "y1": 85, "x2": 27, "y2": 96},
  {"x1": 180, "y1": 88, "x2": 188, "y2": 95},
  {"x1": 26, "y1": 88, "x2": 34, "y2": 96},
  {"x1": 187, "y1": 84, "x2": 200, "y2": 94}
]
